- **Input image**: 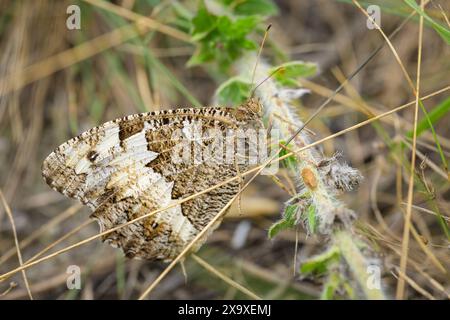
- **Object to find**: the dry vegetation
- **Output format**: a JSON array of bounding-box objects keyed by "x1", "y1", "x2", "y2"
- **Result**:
[{"x1": 0, "y1": 0, "x2": 449, "y2": 300}]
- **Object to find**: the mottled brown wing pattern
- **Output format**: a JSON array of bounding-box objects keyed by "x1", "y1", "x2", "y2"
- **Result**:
[{"x1": 42, "y1": 100, "x2": 263, "y2": 261}]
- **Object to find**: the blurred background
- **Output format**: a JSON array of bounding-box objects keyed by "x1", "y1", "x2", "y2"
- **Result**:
[{"x1": 0, "y1": 0, "x2": 449, "y2": 299}]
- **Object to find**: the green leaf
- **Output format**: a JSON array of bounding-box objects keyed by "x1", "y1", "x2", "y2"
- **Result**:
[
  {"x1": 270, "y1": 61, "x2": 318, "y2": 87},
  {"x1": 284, "y1": 203, "x2": 298, "y2": 220},
  {"x1": 229, "y1": 15, "x2": 261, "y2": 37},
  {"x1": 187, "y1": 46, "x2": 215, "y2": 66},
  {"x1": 320, "y1": 271, "x2": 355, "y2": 300},
  {"x1": 279, "y1": 140, "x2": 298, "y2": 170},
  {"x1": 404, "y1": 0, "x2": 450, "y2": 44},
  {"x1": 307, "y1": 204, "x2": 318, "y2": 234},
  {"x1": 234, "y1": 0, "x2": 278, "y2": 17},
  {"x1": 240, "y1": 38, "x2": 258, "y2": 49},
  {"x1": 216, "y1": 15, "x2": 233, "y2": 35},
  {"x1": 300, "y1": 246, "x2": 340, "y2": 275},
  {"x1": 268, "y1": 218, "x2": 292, "y2": 239},
  {"x1": 190, "y1": 1, "x2": 217, "y2": 41},
  {"x1": 406, "y1": 96, "x2": 450, "y2": 138},
  {"x1": 216, "y1": 77, "x2": 252, "y2": 106},
  {"x1": 320, "y1": 272, "x2": 341, "y2": 300},
  {"x1": 342, "y1": 280, "x2": 355, "y2": 299},
  {"x1": 268, "y1": 204, "x2": 298, "y2": 239},
  {"x1": 187, "y1": 4, "x2": 259, "y2": 71}
]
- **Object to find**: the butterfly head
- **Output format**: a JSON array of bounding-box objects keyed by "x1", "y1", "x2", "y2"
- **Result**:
[{"x1": 235, "y1": 98, "x2": 263, "y2": 121}]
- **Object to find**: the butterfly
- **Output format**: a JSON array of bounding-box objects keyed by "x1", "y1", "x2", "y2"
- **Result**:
[{"x1": 42, "y1": 98, "x2": 264, "y2": 261}]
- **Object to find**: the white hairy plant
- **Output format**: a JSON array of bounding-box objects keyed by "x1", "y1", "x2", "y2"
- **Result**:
[
  {"x1": 217, "y1": 52, "x2": 386, "y2": 300},
  {"x1": 236, "y1": 53, "x2": 363, "y2": 234}
]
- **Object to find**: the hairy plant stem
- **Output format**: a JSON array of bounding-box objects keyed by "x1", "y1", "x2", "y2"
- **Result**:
[{"x1": 333, "y1": 230, "x2": 386, "y2": 300}]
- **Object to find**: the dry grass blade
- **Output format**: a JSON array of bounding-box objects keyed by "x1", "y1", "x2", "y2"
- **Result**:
[
  {"x1": 402, "y1": 138, "x2": 448, "y2": 179},
  {"x1": 0, "y1": 282, "x2": 17, "y2": 297},
  {"x1": 25, "y1": 220, "x2": 94, "y2": 264},
  {"x1": 300, "y1": 78, "x2": 450, "y2": 149},
  {"x1": 0, "y1": 189, "x2": 33, "y2": 300},
  {"x1": 0, "y1": 23, "x2": 140, "y2": 96},
  {"x1": 289, "y1": 86, "x2": 450, "y2": 158},
  {"x1": 397, "y1": 0, "x2": 425, "y2": 300},
  {"x1": 408, "y1": 223, "x2": 445, "y2": 274},
  {"x1": 0, "y1": 204, "x2": 82, "y2": 265},
  {"x1": 404, "y1": 204, "x2": 450, "y2": 221},
  {"x1": 370, "y1": 158, "x2": 400, "y2": 240},
  {"x1": 388, "y1": 244, "x2": 450, "y2": 299},
  {"x1": 392, "y1": 268, "x2": 435, "y2": 300},
  {"x1": 82, "y1": 0, "x2": 191, "y2": 42},
  {"x1": 436, "y1": 3, "x2": 450, "y2": 27},
  {"x1": 0, "y1": 5, "x2": 190, "y2": 97},
  {"x1": 191, "y1": 254, "x2": 262, "y2": 300}
]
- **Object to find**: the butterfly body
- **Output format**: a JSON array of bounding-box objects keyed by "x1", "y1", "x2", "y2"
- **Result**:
[{"x1": 42, "y1": 99, "x2": 263, "y2": 261}]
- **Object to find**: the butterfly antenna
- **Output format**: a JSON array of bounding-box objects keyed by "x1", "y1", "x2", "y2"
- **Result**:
[
  {"x1": 250, "y1": 66, "x2": 284, "y2": 98},
  {"x1": 250, "y1": 24, "x2": 272, "y2": 94}
]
